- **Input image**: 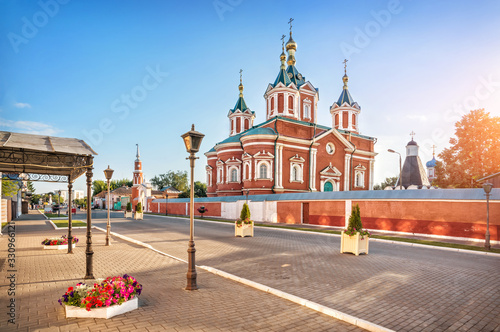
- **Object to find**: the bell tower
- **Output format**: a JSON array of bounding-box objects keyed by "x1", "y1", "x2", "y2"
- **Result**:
[
  {"x1": 330, "y1": 59, "x2": 361, "y2": 133},
  {"x1": 227, "y1": 69, "x2": 255, "y2": 136}
]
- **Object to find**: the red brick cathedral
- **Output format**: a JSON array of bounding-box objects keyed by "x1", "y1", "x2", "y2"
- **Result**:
[{"x1": 205, "y1": 26, "x2": 377, "y2": 197}]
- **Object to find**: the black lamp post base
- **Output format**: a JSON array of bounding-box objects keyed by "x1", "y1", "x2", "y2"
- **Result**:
[{"x1": 186, "y1": 242, "x2": 198, "y2": 290}]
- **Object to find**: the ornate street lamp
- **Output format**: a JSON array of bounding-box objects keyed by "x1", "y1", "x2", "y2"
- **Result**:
[
  {"x1": 244, "y1": 189, "x2": 249, "y2": 204},
  {"x1": 104, "y1": 165, "x2": 114, "y2": 246},
  {"x1": 483, "y1": 182, "x2": 493, "y2": 250},
  {"x1": 181, "y1": 124, "x2": 204, "y2": 291},
  {"x1": 388, "y1": 149, "x2": 402, "y2": 190}
]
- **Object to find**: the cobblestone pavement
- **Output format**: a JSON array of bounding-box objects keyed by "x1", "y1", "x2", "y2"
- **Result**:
[
  {"x1": 87, "y1": 211, "x2": 500, "y2": 332},
  {"x1": 0, "y1": 212, "x2": 363, "y2": 332}
]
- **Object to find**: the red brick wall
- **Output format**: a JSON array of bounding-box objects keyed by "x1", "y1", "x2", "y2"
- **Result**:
[
  {"x1": 309, "y1": 201, "x2": 344, "y2": 226},
  {"x1": 277, "y1": 202, "x2": 301, "y2": 223}
]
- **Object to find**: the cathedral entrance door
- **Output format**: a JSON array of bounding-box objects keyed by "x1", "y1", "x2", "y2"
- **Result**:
[{"x1": 324, "y1": 182, "x2": 333, "y2": 191}]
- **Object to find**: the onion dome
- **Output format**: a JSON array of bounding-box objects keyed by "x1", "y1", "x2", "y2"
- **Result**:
[{"x1": 426, "y1": 157, "x2": 437, "y2": 168}]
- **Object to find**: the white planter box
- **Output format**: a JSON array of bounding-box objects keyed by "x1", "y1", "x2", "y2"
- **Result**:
[
  {"x1": 43, "y1": 243, "x2": 76, "y2": 250},
  {"x1": 134, "y1": 212, "x2": 143, "y2": 220},
  {"x1": 235, "y1": 221, "x2": 254, "y2": 237},
  {"x1": 124, "y1": 211, "x2": 133, "y2": 218},
  {"x1": 340, "y1": 231, "x2": 369, "y2": 256},
  {"x1": 65, "y1": 296, "x2": 138, "y2": 319}
]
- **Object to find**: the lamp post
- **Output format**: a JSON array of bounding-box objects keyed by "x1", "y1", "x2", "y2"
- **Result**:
[
  {"x1": 483, "y1": 182, "x2": 493, "y2": 250},
  {"x1": 244, "y1": 189, "x2": 249, "y2": 204},
  {"x1": 58, "y1": 190, "x2": 61, "y2": 217},
  {"x1": 181, "y1": 124, "x2": 205, "y2": 291},
  {"x1": 388, "y1": 149, "x2": 402, "y2": 190},
  {"x1": 165, "y1": 191, "x2": 168, "y2": 216},
  {"x1": 104, "y1": 165, "x2": 114, "y2": 246}
]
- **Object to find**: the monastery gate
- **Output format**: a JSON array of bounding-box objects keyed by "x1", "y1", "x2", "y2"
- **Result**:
[{"x1": 148, "y1": 189, "x2": 500, "y2": 243}]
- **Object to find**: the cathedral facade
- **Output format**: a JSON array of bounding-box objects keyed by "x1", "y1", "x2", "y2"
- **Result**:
[{"x1": 205, "y1": 28, "x2": 377, "y2": 197}]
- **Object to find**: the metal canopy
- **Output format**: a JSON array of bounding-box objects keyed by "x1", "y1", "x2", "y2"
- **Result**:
[{"x1": 0, "y1": 131, "x2": 97, "y2": 182}]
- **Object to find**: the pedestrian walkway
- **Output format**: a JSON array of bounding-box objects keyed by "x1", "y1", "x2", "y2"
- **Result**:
[{"x1": 0, "y1": 212, "x2": 363, "y2": 332}]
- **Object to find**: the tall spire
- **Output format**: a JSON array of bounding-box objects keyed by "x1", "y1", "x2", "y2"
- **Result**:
[
  {"x1": 342, "y1": 59, "x2": 349, "y2": 89},
  {"x1": 280, "y1": 34, "x2": 286, "y2": 69},
  {"x1": 286, "y1": 18, "x2": 297, "y2": 66},
  {"x1": 239, "y1": 69, "x2": 244, "y2": 97},
  {"x1": 136, "y1": 143, "x2": 140, "y2": 160}
]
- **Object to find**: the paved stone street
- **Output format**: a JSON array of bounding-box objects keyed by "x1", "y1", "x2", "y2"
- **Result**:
[
  {"x1": 0, "y1": 212, "x2": 362, "y2": 332},
  {"x1": 89, "y1": 211, "x2": 500, "y2": 332}
]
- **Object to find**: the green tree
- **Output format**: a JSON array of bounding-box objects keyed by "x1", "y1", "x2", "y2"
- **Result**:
[
  {"x1": 2, "y1": 179, "x2": 19, "y2": 197},
  {"x1": 373, "y1": 176, "x2": 398, "y2": 190},
  {"x1": 26, "y1": 180, "x2": 35, "y2": 193},
  {"x1": 31, "y1": 194, "x2": 41, "y2": 204},
  {"x1": 92, "y1": 180, "x2": 107, "y2": 196},
  {"x1": 110, "y1": 178, "x2": 132, "y2": 190},
  {"x1": 179, "y1": 181, "x2": 208, "y2": 198},
  {"x1": 239, "y1": 203, "x2": 251, "y2": 220},
  {"x1": 435, "y1": 109, "x2": 500, "y2": 188},
  {"x1": 151, "y1": 171, "x2": 188, "y2": 192},
  {"x1": 347, "y1": 204, "x2": 363, "y2": 232}
]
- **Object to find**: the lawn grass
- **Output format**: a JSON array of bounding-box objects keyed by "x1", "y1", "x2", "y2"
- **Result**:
[
  {"x1": 52, "y1": 220, "x2": 86, "y2": 228},
  {"x1": 144, "y1": 212, "x2": 500, "y2": 253},
  {"x1": 44, "y1": 213, "x2": 68, "y2": 218}
]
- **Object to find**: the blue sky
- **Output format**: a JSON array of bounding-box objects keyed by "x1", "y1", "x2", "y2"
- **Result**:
[{"x1": 1, "y1": 0, "x2": 499, "y2": 193}]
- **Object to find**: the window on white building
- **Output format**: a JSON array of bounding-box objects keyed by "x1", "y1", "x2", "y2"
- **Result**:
[
  {"x1": 355, "y1": 171, "x2": 364, "y2": 188},
  {"x1": 304, "y1": 104, "x2": 310, "y2": 119}
]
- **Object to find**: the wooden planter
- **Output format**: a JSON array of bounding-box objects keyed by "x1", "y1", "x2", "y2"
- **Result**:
[
  {"x1": 124, "y1": 211, "x2": 133, "y2": 218},
  {"x1": 340, "y1": 231, "x2": 369, "y2": 256},
  {"x1": 43, "y1": 243, "x2": 76, "y2": 250},
  {"x1": 235, "y1": 221, "x2": 254, "y2": 237},
  {"x1": 65, "y1": 297, "x2": 138, "y2": 319},
  {"x1": 134, "y1": 212, "x2": 143, "y2": 220}
]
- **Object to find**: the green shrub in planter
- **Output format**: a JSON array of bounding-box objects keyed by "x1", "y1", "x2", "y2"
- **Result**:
[
  {"x1": 126, "y1": 202, "x2": 132, "y2": 212},
  {"x1": 136, "y1": 202, "x2": 142, "y2": 213}
]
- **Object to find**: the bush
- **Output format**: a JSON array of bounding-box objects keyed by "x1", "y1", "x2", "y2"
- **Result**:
[
  {"x1": 345, "y1": 204, "x2": 370, "y2": 238},
  {"x1": 136, "y1": 202, "x2": 142, "y2": 213},
  {"x1": 239, "y1": 203, "x2": 251, "y2": 220},
  {"x1": 126, "y1": 202, "x2": 132, "y2": 212}
]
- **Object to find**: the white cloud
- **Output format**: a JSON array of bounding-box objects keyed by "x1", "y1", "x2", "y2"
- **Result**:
[
  {"x1": 0, "y1": 118, "x2": 61, "y2": 136},
  {"x1": 14, "y1": 102, "x2": 32, "y2": 109}
]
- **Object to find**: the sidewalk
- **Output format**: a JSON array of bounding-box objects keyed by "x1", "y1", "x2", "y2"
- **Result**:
[{"x1": 0, "y1": 212, "x2": 362, "y2": 332}]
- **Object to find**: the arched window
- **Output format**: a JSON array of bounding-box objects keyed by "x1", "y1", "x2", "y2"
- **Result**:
[
  {"x1": 288, "y1": 95, "x2": 294, "y2": 109},
  {"x1": 244, "y1": 118, "x2": 249, "y2": 130},
  {"x1": 231, "y1": 168, "x2": 238, "y2": 182},
  {"x1": 355, "y1": 172, "x2": 364, "y2": 188},
  {"x1": 304, "y1": 104, "x2": 310, "y2": 119},
  {"x1": 324, "y1": 182, "x2": 333, "y2": 192},
  {"x1": 271, "y1": 97, "x2": 274, "y2": 111},
  {"x1": 292, "y1": 166, "x2": 298, "y2": 181},
  {"x1": 259, "y1": 163, "x2": 268, "y2": 179}
]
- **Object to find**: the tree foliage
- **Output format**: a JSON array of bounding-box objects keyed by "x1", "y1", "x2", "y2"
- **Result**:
[
  {"x1": 373, "y1": 176, "x2": 398, "y2": 190},
  {"x1": 92, "y1": 180, "x2": 107, "y2": 196},
  {"x1": 178, "y1": 181, "x2": 207, "y2": 198},
  {"x1": 435, "y1": 109, "x2": 500, "y2": 188},
  {"x1": 151, "y1": 171, "x2": 188, "y2": 192},
  {"x1": 2, "y1": 179, "x2": 19, "y2": 197},
  {"x1": 92, "y1": 178, "x2": 132, "y2": 196},
  {"x1": 26, "y1": 180, "x2": 35, "y2": 193}
]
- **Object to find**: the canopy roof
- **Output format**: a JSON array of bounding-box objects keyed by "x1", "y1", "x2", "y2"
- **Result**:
[{"x1": 0, "y1": 131, "x2": 97, "y2": 182}]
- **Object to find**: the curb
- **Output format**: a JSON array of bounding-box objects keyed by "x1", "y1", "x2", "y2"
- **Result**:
[
  {"x1": 147, "y1": 214, "x2": 500, "y2": 257},
  {"x1": 199, "y1": 265, "x2": 394, "y2": 332},
  {"x1": 92, "y1": 225, "x2": 393, "y2": 332},
  {"x1": 47, "y1": 219, "x2": 87, "y2": 230}
]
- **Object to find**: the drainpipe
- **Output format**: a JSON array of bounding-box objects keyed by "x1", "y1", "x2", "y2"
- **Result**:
[
  {"x1": 308, "y1": 123, "x2": 317, "y2": 191},
  {"x1": 349, "y1": 132, "x2": 356, "y2": 191},
  {"x1": 271, "y1": 119, "x2": 280, "y2": 194}
]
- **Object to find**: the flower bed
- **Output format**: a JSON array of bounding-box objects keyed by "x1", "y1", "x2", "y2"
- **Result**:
[
  {"x1": 59, "y1": 274, "x2": 142, "y2": 319},
  {"x1": 42, "y1": 235, "x2": 78, "y2": 249}
]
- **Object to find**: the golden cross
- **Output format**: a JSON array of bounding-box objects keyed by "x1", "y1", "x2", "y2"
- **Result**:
[
  {"x1": 410, "y1": 131, "x2": 416, "y2": 140},
  {"x1": 239, "y1": 69, "x2": 242, "y2": 83},
  {"x1": 432, "y1": 144, "x2": 436, "y2": 157},
  {"x1": 288, "y1": 18, "x2": 294, "y2": 33},
  {"x1": 343, "y1": 59, "x2": 348, "y2": 75},
  {"x1": 281, "y1": 34, "x2": 286, "y2": 48}
]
